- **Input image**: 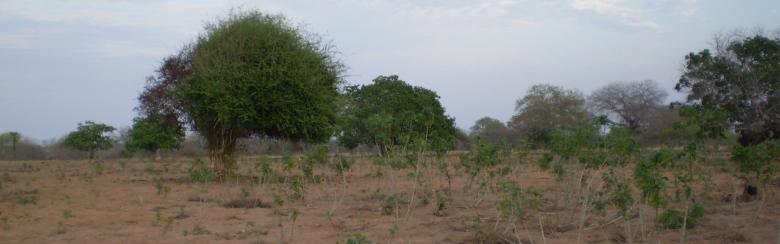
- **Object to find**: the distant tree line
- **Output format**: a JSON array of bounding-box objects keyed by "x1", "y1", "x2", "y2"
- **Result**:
[
  {"x1": 1, "y1": 10, "x2": 776, "y2": 188},
  {"x1": 469, "y1": 80, "x2": 682, "y2": 147}
]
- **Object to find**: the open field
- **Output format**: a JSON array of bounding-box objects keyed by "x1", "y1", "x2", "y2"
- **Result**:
[{"x1": 0, "y1": 153, "x2": 778, "y2": 243}]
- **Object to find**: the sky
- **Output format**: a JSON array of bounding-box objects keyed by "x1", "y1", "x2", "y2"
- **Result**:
[{"x1": 0, "y1": 0, "x2": 778, "y2": 141}]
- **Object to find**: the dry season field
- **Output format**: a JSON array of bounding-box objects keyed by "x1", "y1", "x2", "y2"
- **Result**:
[{"x1": 0, "y1": 153, "x2": 778, "y2": 243}]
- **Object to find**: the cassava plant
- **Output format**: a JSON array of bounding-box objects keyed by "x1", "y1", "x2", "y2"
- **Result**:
[
  {"x1": 731, "y1": 140, "x2": 780, "y2": 228},
  {"x1": 634, "y1": 148, "x2": 674, "y2": 241},
  {"x1": 459, "y1": 139, "x2": 510, "y2": 206},
  {"x1": 541, "y1": 116, "x2": 640, "y2": 244}
]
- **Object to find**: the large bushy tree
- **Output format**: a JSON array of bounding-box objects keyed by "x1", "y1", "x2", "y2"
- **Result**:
[
  {"x1": 469, "y1": 117, "x2": 512, "y2": 145},
  {"x1": 62, "y1": 121, "x2": 116, "y2": 161},
  {"x1": 676, "y1": 33, "x2": 780, "y2": 146},
  {"x1": 588, "y1": 80, "x2": 668, "y2": 132},
  {"x1": 126, "y1": 115, "x2": 185, "y2": 159},
  {"x1": 509, "y1": 84, "x2": 590, "y2": 145},
  {"x1": 138, "y1": 11, "x2": 343, "y2": 178},
  {"x1": 338, "y1": 75, "x2": 457, "y2": 154}
]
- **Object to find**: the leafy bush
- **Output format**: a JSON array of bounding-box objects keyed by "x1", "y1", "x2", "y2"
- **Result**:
[
  {"x1": 188, "y1": 160, "x2": 216, "y2": 183},
  {"x1": 302, "y1": 144, "x2": 329, "y2": 179},
  {"x1": 16, "y1": 195, "x2": 38, "y2": 205},
  {"x1": 460, "y1": 139, "x2": 509, "y2": 179},
  {"x1": 342, "y1": 234, "x2": 374, "y2": 244},
  {"x1": 381, "y1": 195, "x2": 401, "y2": 216},
  {"x1": 659, "y1": 204, "x2": 705, "y2": 229},
  {"x1": 732, "y1": 140, "x2": 780, "y2": 182},
  {"x1": 635, "y1": 148, "x2": 674, "y2": 209}
]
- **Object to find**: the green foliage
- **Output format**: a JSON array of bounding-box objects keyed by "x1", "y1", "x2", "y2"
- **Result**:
[
  {"x1": 16, "y1": 195, "x2": 37, "y2": 205},
  {"x1": 92, "y1": 161, "x2": 104, "y2": 175},
  {"x1": 731, "y1": 140, "x2": 780, "y2": 182},
  {"x1": 142, "y1": 10, "x2": 343, "y2": 178},
  {"x1": 338, "y1": 75, "x2": 458, "y2": 153},
  {"x1": 61, "y1": 121, "x2": 116, "y2": 159},
  {"x1": 244, "y1": 221, "x2": 267, "y2": 236},
  {"x1": 342, "y1": 234, "x2": 373, "y2": 244},
  {"x1": 672, "y1": 143, "x2": 706, "y2": 201},
  {"x1": 144, "y1": 166, "x2": 162, "y2": 175},
  {"x1": 509, "y1": 84, "x2": 590, "y2": 145},
  {"x1": 659, "y1": 205, "x2": 705, "y2": 229},
  {"x1": 301, "y1": 144, "x2": 329, "y2": 179},
  {"x1": 330, "y1": 155, "x2": 354, "y2": 176},
  {"x1": 464, "y1": 215, "x2": 487, "y2": 242},
  {"x1": 155, "y1": 180, "x2": 171, "y2": 197},
  {"x1": 603, "y1": 171, "x2": 634, "y2": 215},
  {"x1": 287, "y1": 176, "x2": 306, "y2": 201},
  {"x1": 0, "y1": 132, "x2": 21, "y2": 159},
  {"x1": 62, "y1": 209, "x2": 72, "y2": 220},
  {"x1": 179, "y1": 10, "x2": 343, "y2": 142},
  {"x1": 460, "y1": 139, "x2": 509, "y2": 179},
  {"x1": 543, "y1": 117, "x2": 639, "y2": 171},
  {"x1": 254, "y1": 157, "x2": 277, "y2": 184},
  {"x1": 674, "y1": 104, "x2": 730, "y2": 141},
  {"x1": 433, "y1": 190, "x2": 449, "y2": 217},
  {"x1": 188, "y1": 159, "x2": 217, "y2": 183},
  {"x1": 126, "y1": 115, "x2": 185, "y2": 155},
  {"x1": 496, "y1": 182, "x2": 544, "y2": 221},
  {"x1": 635, "y1": 148, "x2": 674, "y2": 209},
  {"x1": 380, "y1": 195, "x2": 401, "y2": 216},
  {"x1": 676, "y1": 34, "x2": 780, "y2": 145}
]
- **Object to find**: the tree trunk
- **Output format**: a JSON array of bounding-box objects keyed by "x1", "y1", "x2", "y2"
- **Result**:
[
  {"x1": 377, "y1": 142, "x2": 388, "y2": 156},
  {"x1": 210, "y1": 138, "x2": 238, "y2": 180},
  {"x1": 88, "y1": 150, "x2": 96, "y2": 163}
]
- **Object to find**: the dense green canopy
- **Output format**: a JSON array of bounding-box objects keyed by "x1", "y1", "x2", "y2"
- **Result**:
[
  {"x1": 139, "y1": 11, "x2": 343, "y2": 177},
  {"x1": 338, "y1": 75, "x2": 457, "y2": 153},
  {"x1": 62, "y1": 121, "x2": 116, "y2": 160},
  {"x1": 126, "y1": 115, "x2": 185, "y2": 156},
  {"x1": 676, "y1": 34, "x2": 780, "y2": 145}
]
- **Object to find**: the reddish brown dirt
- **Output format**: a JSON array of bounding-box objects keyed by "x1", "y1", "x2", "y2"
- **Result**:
[{"x1": 0, "y1": 155, "x2": 778, "y2": 243}]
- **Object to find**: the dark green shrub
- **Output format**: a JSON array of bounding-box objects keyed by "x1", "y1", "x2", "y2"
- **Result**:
[{"x1": 660, "y1": 204, "x2": 705, "y2": 229}]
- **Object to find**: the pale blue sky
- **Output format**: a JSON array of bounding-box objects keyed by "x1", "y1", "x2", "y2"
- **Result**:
[{"x1": 1, "y1": 0, "x2": 778, "y2": 141}]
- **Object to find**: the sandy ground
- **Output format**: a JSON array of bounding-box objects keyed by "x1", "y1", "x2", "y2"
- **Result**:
[{"x1": 0, "y1": 154, "x2": 778, "y2": 243}]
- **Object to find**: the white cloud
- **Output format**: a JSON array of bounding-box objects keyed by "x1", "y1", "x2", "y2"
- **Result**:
[
  {"x1": 569, "y1": 0, "x2": 660, "y2": 30},
  {"x1": 0, "y1": 0, "x2": 235, "y2": 38}
]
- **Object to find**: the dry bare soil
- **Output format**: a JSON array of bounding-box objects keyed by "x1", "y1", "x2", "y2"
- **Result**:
[{"x1": 0, "y1": 154, "x2": 778, "y2": 243}]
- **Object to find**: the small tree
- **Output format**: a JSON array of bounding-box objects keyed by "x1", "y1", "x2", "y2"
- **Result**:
[
  {"x1": 126, "y1": 115, "x2": 185, "y2": 159},
  {"x1": 62, "y1": 121, "x2": 116, "y2": 161},
  {"x1": 338, "y1": 75, "x2": 458, "y2": 154},
  {"x1": 509, "y1": 84, "x2": 590, "y2": 146}
]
